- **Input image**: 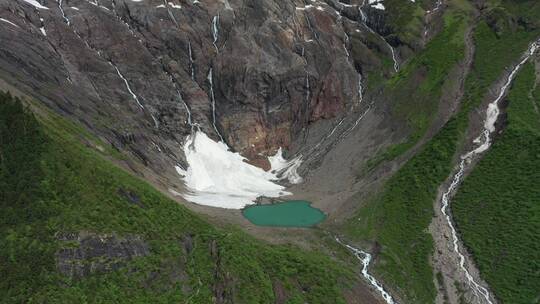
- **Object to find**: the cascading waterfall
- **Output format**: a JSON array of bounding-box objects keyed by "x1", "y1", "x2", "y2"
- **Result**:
[
  {"x1": 358, "y1": 1, "x2": 367, "y2": 23},
  {"x1": 207, "y1": 68, "x2": 224, "y2": 142},
  {"x1": 211, "y1": 14, "x2": 220, "y2": 53},
  {"x1": 304, "y1": 12, "x2": 319, "y2": 42},
  {"x1": 33, "y1": 10, "x2": 74, "y2": 82},
  {"x1": 357, "y1": 1, "x2": 399, "y2": 72},
  {"x1": 176, "y1": 89, "x2": 196, "y2": 130},
  {"x1": 110, "y1": 62, "x2": 144, "y2": 109},
  {"x1": 339, "y1": 104, "x2": 371, "y2": 139},
  {"x1": 302, "y1": 46, "x2": 310, "y2": 112},
  {"x1": 304, "y1": 117, "x2": 346, "y2": 159},
  {"x1": 188, "y1": 41, "x2": 196, "y2": 80},
  {"x1": 305, "y1": 73, "x2": 310, "y2": 102},
  {"x1": 302, "y1": 101, "x2": 371, "y2": 162},
  {"x1": 85, "y1": 0, "x2": 111, "y2": 11},
  {"x1": 336, "y1": 6, "x2": 350, "y2": 58},
  {"x1": 162, "y1": 0, "x2": 179, "y2": 26},
  {"x1": 334, "y1": 2, "x2": 364, "y2": 109},
  {"x1": 335, "y1": 236, "x2": 396, "y2": 304},
  {"x1": 343, "y1": 31, "x2": 350, "y2": 57},
  {"x1": 180, "y1": 92, "x2": 194, "y2": 128},
  {"x1": 53, "y1": 5, "x2": 157, "y2": 127},
  {"x1": 357, "y1": 73, "x2": 363, "y2": 106},
  {"x1": 293, "y1": 7, "x2": 369, "y2": 161},
  {"x1": 57, "y1": 0, "x2": 70, "y2": 25},
  {"x1": 111, "y1": 62, "x2": 159, "y2": 129},
  {"x1": 441, "y1": 160, "x2": 492, "y2": 304},
  {"x1": 167, "y1": 72, "x2": 196, "y2": 130},
  {"x1": 427, "y1": 0, "x2": 443, "y2": 14},
  {"x1": 110, "y1": 1, "x2": 141, "y2": 40},
  {"x1": 165, "y1": 72, "x2": 196, "y2": 129},
  {"x1": 38, "y1": 16, "x2": 46, "y2": 36},
  {"x1": 223, "y1": 0, "x2": 232, "y2": 11},
  {"x1": 439, "y1": 40, "x2": 539, "y2": 304},
  {"x1": 387, "y1": 44, "x2": 399, "y2": 72}
]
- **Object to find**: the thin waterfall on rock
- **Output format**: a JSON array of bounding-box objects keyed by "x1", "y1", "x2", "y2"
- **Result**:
[
  {"x1": 111, "y1": 61, "x2": 159, "y2": 128},
  {"x1": 162, "y1": 0, "x2": 179, "y2": 25},
  {"x1": 343, "y1": 31, "x2": 350, "y2": 57},
  {"x1": 339, "y1": 105, "x2": 372, "y2": 139},
  {"x1": 305, "y1": 73, "x2": 310, "y2": 103},
  {"x1": 57, "y1": 0, "x2": 70, "y2": 25},
  {"x1": 212, "y1": 14, "x2": 219, "y2": 53},
  {"x1": 110, "y1": 62, "x2": 144, "y2": 109},
  {"x1": 357, "y1": 73, "x2": 363, "y2": 106},
  {"x1": 305, "y1": 117, "x2": 346, "y2": 159},
  {"x1": 207, "y1": 68, "x2": 224, "y2": 142},
  {"x1": 188, "y1": 41, "x2": 195, "y2": 80},
  {"x1": 178, "y1": 90, "x2": 194, "y2": 128},
  {"x1": 166, "y1": 72, "x2": 195, "y2": 129},
  {"x1": 358, "y1": 1, "x2": 399, "y2": 72}
]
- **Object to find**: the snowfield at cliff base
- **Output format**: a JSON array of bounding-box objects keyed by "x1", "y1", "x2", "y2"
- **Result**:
[{"x1": 175, "y1": 131, "x2": 302, "y2": 209}]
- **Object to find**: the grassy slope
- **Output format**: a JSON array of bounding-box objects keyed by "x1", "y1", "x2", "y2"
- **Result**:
[
  {"x1": 0, "y1": 92, "x2": 356, "y2": 303},
  {"x1": 452, "y1": 63, "x2": 540, "y2": 304},
  {"x1": 364, "y1": 4, "x2": 469, "y2": 172},
  {"x1": 384, "y1": 0, "x2": 425, "y2": 45},
  {"x1": 344, "y1": 1, "x2": 540, "y2": 303}
]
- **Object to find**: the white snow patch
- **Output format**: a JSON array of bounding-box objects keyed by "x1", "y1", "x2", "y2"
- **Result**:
[
  {"x1": 40, "y1": 26, "x2": 46, "y2": 36},
  {"x1": 70, "y1": 6, "x2": 80, "y2": 10},
  {"x1": 156, "y1": 4, "x2": 165, "y2": 8},
  {"x1": 0, "y1": 18, "x2": 19, "y2": 28},
  {"x1": 177, "y1": 131, "x2": 302, "y2": 209},
  {"x1": 168, "y1": 2, "x2": 181, "y2": 9},
  {"x1": 268, "y1": 148, "x2": 303, "y2": 184},
  {"x1": 371, "y1": 3, "x2": 385, "y2": 10},
  {"x1": 296, "y1": 4, "x2": 313, "y2": 10},
  {"x1": 21, "y1": 0, "x2": 49, "y2": 9},
  {"x1": 368, "y1": 0, "x2": 385, "y2": 10}
]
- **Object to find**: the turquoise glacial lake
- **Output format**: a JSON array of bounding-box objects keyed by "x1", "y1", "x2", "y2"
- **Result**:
[{"x1": 242, "y1": 200, "x2": 326, "y2": 227}]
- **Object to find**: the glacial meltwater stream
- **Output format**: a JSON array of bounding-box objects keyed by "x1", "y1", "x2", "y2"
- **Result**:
[{"x1": 438, "y1": 40, "x2": 539, "y2": 304}]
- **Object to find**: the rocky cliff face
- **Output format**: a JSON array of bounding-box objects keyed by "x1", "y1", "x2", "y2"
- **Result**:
[
  {"x1": 55, "y1": 231, "x2": 150, "y2": 279},
  {"x1": 0, "y1": 0, "x2": 434, "y2": 182}
]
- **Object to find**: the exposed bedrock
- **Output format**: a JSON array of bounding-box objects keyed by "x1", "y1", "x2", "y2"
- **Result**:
[{"x1": 0, "y1": 0, "x2": 431, "y2": 180}]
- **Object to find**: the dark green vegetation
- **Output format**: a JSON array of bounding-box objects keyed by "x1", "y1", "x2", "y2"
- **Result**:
[
  {"x1": 0, "y1": 92, "x2": 356, "y2": 303},
  {"x1": 345, "y1": 0, "x2": 540, "y2": 303},
  {"x1": 364, "y1": 3, "x2": 470, "y2": 172},
  {"x1": 383, "y1": 0, "x2": 425, "y2": 46},
  {"x1": 242, "y1": 200, "x2": 326, "y2": 227},
  {"x1": 346, "y1": 116, "x2": 462, "y2": 303},
  {"x1": 453, "y1": 63, "x2": 540, "y2": 304}
]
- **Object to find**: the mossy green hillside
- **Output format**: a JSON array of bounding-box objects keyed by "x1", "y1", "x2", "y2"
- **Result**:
[
  {"x1": 364, "y1": 2, "x2": 471, "y2": 173},
  {"x1": 0, "y1": 92, "x2": 356, "y2": 304},
  {"x1": 344, "y1": 2, "x2": 540, "y2": 303}
]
